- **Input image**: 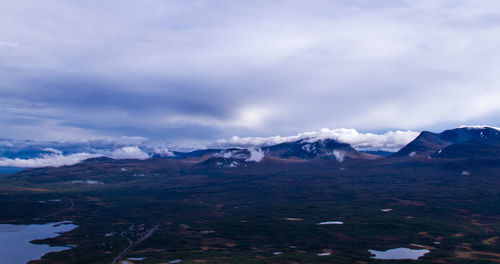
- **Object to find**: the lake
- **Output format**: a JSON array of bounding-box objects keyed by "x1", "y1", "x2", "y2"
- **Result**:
[
  {"x1": 369, "y1": 247, "x2": 430, "y2": 260},
  {"x1": 0, "y1": 221, "x2": 78, "y2": 264}
]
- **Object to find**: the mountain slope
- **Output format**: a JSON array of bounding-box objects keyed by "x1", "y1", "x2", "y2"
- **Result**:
[
  {"x1": 393, "y1": 126, "x2": 500, "y2": 158},
  {"x1": 263, "y1": 138, "x2": 378, "y2": 161}
]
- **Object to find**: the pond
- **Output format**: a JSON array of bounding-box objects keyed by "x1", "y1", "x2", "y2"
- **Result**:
[
  {"x1": 0, "y1": 221, "x2": 77, "y2": 264},
  {"x1": 369, "y1": 247, "x2": 430, "y2": 260},
  {"x1": 316, "y1": 221, "x2": 343, "y2": 225}
]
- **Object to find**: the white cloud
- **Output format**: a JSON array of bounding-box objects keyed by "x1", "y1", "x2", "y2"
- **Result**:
[
  {"x1": 331, "y1": 150, "x2": 345, "y2": 163},
  {"x1": 215, "y1": 149, "x2": 247, "y2": 159},
  {"x1": 153, "y1": 147, "x2": 174, "y2": 157},
  {"x1": 0, "y1": 140, "x2": 14, "y2": 147},
  {"x1": 211, "y1": 128, "x2": 419, "y2": 152},
  {"x1": 41, "y1": 147, "x2": 63, "y2": 155},
  {"x1": 162, "y1": 106, "x2": 275, "y2": 130},
  {"x1": 245, "y1": 148, "x2": 265, "y2": 162},
  {"x1": 106, "y1": 146, "x2": 150, "y2": 160},
  {"x1": 0, "y1": 145, "x2": 150, "y2": 168},
  {"x1": 0, "y1": 153, "x2": 101, "y2": 168}
]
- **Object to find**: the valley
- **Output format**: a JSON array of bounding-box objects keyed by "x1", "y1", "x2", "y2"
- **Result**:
[{"x1": 1, "y1": 127, "x2": 500, "y2": 263}]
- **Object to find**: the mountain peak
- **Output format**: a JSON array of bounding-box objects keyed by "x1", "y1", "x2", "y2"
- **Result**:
[{"x1": 393, "y1": 126, "x2": 500, "y2": 158}]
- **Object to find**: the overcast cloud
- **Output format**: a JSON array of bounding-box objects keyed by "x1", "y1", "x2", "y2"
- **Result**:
[{"x1": 1, "y1": 0, "x2": 500, "y2": 147}]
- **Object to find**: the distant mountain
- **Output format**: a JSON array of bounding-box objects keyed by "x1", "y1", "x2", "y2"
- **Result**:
[
  {"x1": 4, "y1": 126, "x2": 499, "y2": 175},
  {"x1": 0, "y1": 166, "x2": 25, "y2": 174},
  {"x1": 174, "y1": 138, "x2": 379, "y2": 169},
  {"x1": 262, "y1": 138, "x2": 378, "y2": 162},
  {"x1": 170, "y1": 149, "x2": 221, "y2": 159},
  {"x1": 8, "y1": 126, "x2": 500, "y2": 185},
  {"x1": 393, "y1": 126, "x2": 500, "y2": 158},
  {"x1": 430, "y1": 140, "x2": 500, "y2": 159},
  {"x1": 360, "y1": 150, "x2": 395, "y2": 157},
  {"x1": 6, "y1": 127, "x2": 500, "y2": 264},
  {"x1": 198, "y1": 148, "x2": 258, "y2": 168}
]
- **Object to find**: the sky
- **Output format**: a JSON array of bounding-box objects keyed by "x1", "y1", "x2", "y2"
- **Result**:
[{"x1": 2, "y1": 0, "x2": 500, "y2": 160}]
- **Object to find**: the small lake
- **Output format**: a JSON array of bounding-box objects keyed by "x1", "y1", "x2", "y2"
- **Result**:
[
  {"x1": 0, "y1": 221, "x2": 78, "y2": 264},
  {"x1": 316, "y1": 221, "x2": 343, "y2": 225},
  {"x1": 369, "y1": 247, "x2": 430, "y2": 260}
]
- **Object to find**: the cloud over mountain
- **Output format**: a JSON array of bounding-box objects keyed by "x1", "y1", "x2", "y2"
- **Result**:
[
  {"x1": 0, "y1": 127, "x2": 418, "y2": 168},
  {"x1": 211, "y1": 128, "x2": 419, "y2": 152},
  {"x1": 0, "y1": 145, "x2": 151, "y2": 168},
  {"x1": 0, "y1": 153, "x2": 101, "y2": 168}
]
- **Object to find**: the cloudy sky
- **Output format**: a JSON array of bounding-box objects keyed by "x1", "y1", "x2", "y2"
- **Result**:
[{"x1": 2, "y1": 0, "x2": 500, "y2": 151}]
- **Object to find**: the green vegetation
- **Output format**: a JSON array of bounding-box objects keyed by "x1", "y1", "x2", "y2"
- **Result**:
[{"x1": 1, "y1": 157, "x2": 500, "y2": 263}]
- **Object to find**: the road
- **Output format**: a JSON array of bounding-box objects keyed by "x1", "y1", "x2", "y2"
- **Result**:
[{"x1": 111, "y1": 223, "x2": 160, "y2": 264}]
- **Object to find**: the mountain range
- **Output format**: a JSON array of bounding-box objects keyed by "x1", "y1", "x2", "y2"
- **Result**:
[
  {"x1": 2, "y1": 126, "x2": 500, "y2": 263},
  {"x1": 393, "y1": 126, "x2": 500, "y2": 158},
  {"x1": 151, "y1": 126, "x2": 500, "y2": 168},
  {"x1": 9, "y1": 126, "x2": 500, "y2": 183}
]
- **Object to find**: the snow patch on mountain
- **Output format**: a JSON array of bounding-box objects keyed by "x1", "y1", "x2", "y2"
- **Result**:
[
  {"x1": 216, "y1": 161, "x2": 240, "y2": 168},
  {"x1": 301, "y1": 143, "x2": 317, "y2": 153},
  {"x1": 459, "y1": 125, "x2": 500, "y2": 131}
]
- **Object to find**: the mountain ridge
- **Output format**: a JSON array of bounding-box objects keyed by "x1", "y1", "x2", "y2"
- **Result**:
[{"x1": 392, "y1": 126, "x2": 500, "y2": 158}]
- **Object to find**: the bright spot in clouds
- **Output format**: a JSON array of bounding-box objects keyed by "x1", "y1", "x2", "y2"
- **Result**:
[{"x1": 0, "y1": 0, "x2": 499, "y2": 149}]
